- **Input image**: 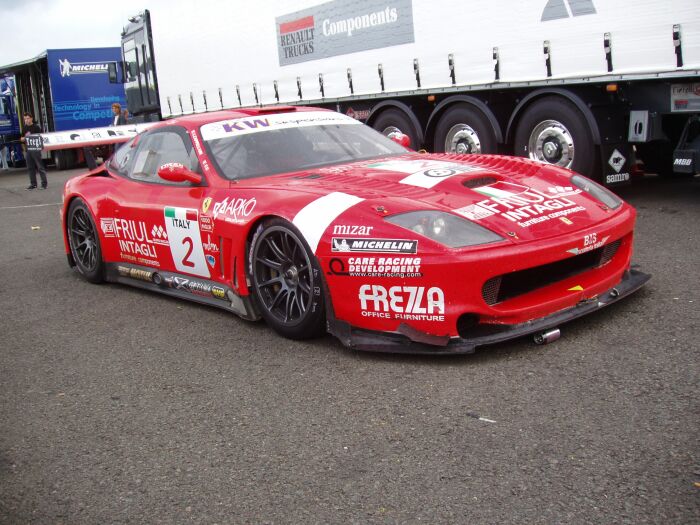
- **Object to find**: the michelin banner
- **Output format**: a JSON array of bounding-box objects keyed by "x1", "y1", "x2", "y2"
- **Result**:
[{"x1": 276, "y1": 0, "x2": 415, "y2": 66}]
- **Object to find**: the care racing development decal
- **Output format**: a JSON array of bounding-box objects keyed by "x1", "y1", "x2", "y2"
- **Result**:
[
  {"x1": 359, "y1": 285, "x2": 445, "y2": 322},
  {"x1": 100, "y1": 217, "x2": 168, "y2": 267},
  {"x1": 454, "y1": 182, "x2": 585, "y2": 228},
  {"x1": 365, "y1": 159, "x2": 480, "y2": 189},
  {"x1": 164, "y1": 207, "x2": 210, "y2": 278},
  {"x1": 328, "y1": 256, "x2": 422, "y2": 278}
]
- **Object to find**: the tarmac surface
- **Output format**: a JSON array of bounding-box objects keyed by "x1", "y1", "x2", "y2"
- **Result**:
[{"x1": 0, "y1": 166, "x2": 698, "y2": 524}]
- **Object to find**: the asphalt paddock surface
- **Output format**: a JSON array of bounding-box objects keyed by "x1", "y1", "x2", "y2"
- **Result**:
[{"x1": 0, "y1": 166, "x2": 698, "y2": 524}]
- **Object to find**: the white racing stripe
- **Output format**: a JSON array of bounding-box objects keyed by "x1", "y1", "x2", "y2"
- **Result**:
[{"x1": 293, "y1": 192, "x2": 364, "y2": 253}]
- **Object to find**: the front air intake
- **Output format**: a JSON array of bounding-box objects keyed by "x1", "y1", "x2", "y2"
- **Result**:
[{"x1": 482, "y1": 239, "x2": 622, "y2": 305}]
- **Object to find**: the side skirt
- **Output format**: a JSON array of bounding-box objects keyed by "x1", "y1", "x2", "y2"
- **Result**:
[{"x1": 105, "y1": 262, "x2": 260, "y2": 321}]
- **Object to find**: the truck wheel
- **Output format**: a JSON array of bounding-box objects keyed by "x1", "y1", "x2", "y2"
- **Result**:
[
  {"x1": 248, "y1": 218, "x2": 326, "y2": 340},
  {"x1": 434, "y1": 105, "x2": 497, "y2": 154},
  {"x1": 54, "y1": 150, "x2": 77, "y2": 170},
  {"x1": 372, "y1": 109, "x2": 421, "y2": 149},
  {"x1": 514, "y1": 97, "x2": 595, "y2": 176}
]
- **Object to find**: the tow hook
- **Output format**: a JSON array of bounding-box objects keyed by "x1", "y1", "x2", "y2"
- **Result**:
[{"x1": 533, "y1": 328, "x2": 561, "y2": 345}]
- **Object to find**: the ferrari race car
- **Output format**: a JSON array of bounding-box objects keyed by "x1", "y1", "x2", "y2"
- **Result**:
[{"x1": 61, "y1": 106, "x2": 650, "y2": 353}]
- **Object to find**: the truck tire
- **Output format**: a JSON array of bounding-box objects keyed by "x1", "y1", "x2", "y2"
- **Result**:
[
  {"x1": 54, "y1": 149, "x2": 77, "y2": 170},
  {"x1": 434, "y1": 104, "x2": 497, "y2": 154},
  {"x1": 514, "y1": 96, "x2": 595, "y2": 177},
  {"x1": 372, "y1": 109, "x2": 421, "y2": 150}
]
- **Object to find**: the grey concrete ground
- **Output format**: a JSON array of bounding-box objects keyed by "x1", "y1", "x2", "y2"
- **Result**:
[{"x1": 0, "y1": 166, "x2": 698, "y2": 524}]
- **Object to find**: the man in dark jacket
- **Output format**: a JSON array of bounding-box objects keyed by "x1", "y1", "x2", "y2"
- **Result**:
[{"x1": 21, "y1": 113, "x2": 47, "y2": 190}]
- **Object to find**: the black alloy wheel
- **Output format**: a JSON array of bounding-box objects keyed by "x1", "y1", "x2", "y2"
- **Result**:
[
  {"x1": 249, "y1": 219, "x2": 325, "y2": 339},
  {"x1": 67, "y1": 199, "x2": 104, "y2": 283}
]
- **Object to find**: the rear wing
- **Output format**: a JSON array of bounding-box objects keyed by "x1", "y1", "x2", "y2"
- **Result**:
[{"x1": 37, "y1": 122, "x2": 157, "y2": 151}]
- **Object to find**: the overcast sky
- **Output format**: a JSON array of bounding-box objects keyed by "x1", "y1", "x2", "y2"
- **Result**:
[{"x1": 0, "y1": 0, "x2": 170, "y2": 66}]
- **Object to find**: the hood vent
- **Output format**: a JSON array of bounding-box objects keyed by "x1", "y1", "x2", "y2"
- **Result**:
[{"x1": 462, "y1": 176, "x2": 498, "y2": 189}]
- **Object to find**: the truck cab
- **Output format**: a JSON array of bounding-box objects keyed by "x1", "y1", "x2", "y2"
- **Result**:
[{"x1": 119, "y1": 11, "x2": 161, "y2": 122}]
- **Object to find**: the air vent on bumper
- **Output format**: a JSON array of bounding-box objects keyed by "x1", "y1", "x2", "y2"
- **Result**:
[{"x1": 482, "y1": 239, "x2": 622, "y2": 305}]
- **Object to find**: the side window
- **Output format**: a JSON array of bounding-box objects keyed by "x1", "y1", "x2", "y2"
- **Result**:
[
  {"x1": 109, "y1": 137, "x2": 137, "y2": 174},
  {"x1": 127, "y1": 130, "x2": 198, "y2": 185}
]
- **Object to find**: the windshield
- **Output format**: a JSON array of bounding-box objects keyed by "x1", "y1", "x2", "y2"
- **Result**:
[{"x1": 200, "y1": 111, "x2": 408, "y2": 180}]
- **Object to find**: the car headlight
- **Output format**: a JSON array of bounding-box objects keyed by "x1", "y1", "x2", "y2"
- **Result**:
[
  {"x1": 571, "y1": 174, "x2": 622, "y2": 210},
  {"x1": 386, "y1": 210, "x2": 504, "y2": 248}
]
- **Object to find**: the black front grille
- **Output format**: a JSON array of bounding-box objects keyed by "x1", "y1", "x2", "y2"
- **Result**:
[
  {"x1": 481, "y1": 276, "x2": 502, "y2": 306},
  {"x1": 482, "y1": 239, "x2": 622, "y2": 305},
  {"x1": 600, "y1": 239, "x2": 621, "y2": 266}
]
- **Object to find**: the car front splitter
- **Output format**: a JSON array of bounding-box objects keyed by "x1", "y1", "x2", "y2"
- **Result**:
[{"x1": 327, "y1": 268, "x2": 651, "y2": 355}]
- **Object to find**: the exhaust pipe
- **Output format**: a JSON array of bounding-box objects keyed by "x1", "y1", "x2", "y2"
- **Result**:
[{"x1": 533, "y1": 328, "x2": 561, "y2": 345}]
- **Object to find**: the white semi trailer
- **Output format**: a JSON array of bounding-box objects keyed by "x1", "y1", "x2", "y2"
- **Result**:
[{"x1": 116, "y1": 0, "x2": 700, "y2": 184}]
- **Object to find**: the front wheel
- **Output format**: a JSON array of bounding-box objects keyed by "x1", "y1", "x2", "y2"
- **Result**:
[
  {"x1": 249, "y1": 218, "x2": 325, "y2": 340},
  {"x1": 67, "y1": 199, "x2": 104, "y2": 283}
]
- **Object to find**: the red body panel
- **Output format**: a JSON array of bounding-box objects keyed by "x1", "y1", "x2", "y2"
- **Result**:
[{"x1": 62, "y1": 107, "x2": 644, "y2": 346}]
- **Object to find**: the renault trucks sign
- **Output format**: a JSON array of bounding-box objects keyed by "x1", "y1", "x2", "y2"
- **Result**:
[{"x1": 276, "y1": 0, "x2": 415, "y2": 66}]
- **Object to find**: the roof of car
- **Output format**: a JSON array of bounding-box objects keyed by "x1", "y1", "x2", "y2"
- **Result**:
[{"x1": 160, "y1": 105, "x2": 329, "y2": 128}]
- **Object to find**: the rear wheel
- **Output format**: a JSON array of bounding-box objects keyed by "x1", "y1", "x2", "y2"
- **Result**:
[
  {"x1": 434, "y1": 104, "x2": 497, "y2": 154},
  {"x1": 67, "y1": 199, "x2": 104, "y2": 283},
  {"x1": 514, "y1": 96, "x2": 595, "y2": 177},
  {"x1": 249, "y1": 219, "x2": 325, "y2": 340},
  {"x1": 372, "y1": 108, "x2": 421, "y2": 150}
]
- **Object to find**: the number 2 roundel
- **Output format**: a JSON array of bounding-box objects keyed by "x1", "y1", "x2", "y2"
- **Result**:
[{"x1": 164, "y1": 207, "x2": 210, "y2": 277}]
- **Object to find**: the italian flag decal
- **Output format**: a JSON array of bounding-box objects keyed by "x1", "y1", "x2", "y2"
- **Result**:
[
  {"x1": 473, "y1": 182, "x2": 530, "y2": 199},
  {"x1": 164, "y1": 206, "x2": 209, "y2": 277},
  {"x1": 165, "y1": 207, "x2": 198, "y2": 222}
]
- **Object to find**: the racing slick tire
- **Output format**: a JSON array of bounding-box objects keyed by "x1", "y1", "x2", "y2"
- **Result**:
[
  {"x1": 434, "y1": 104, "x2": 497, "y2": 154},
  {"x1": 248, "y1": 218, "x2": 325, "y2": 340},
  {"x1": 514, "y1": 96, "x2": 595, "y2": 178},
  {"x1": 67, "y1": 198, "x2": 105, "y2": 283}
]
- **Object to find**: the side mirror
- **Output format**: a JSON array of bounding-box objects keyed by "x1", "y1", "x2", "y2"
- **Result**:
[
  {"x1": 157, "y1": 163, "x2": 202, "y2": 184},
  {"x1": 389, "y1": 132, "x2": 411, "y2": 148}
]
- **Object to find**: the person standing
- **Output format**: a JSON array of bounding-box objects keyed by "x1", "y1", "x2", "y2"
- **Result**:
[
  {"x1": 112, "y1": 103, "x2": 126, "y2": 125},
  {"x1": 0, "y1": 141, "x2": 9, "y2": 170},
  {"x1": 20, "y1": 113, "x2": 47, "y2": 190}
]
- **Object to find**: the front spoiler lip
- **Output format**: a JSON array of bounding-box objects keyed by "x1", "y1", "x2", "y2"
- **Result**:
[{"x1": 328, "y1": 268, "x2": 651, "y2": 355}]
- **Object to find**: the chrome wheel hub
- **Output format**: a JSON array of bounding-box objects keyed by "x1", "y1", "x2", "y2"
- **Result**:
[
  {"x1": 528, "y1": 120, "x2": 574, "y2": 168},
  {"x1": 445, "y1": 124, "x2": 481, "y2": 154}
]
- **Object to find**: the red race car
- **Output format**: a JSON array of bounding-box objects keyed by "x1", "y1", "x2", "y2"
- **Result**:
[{"x1": 61, "y1": 106, "x2": 650, "y2": 353}]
